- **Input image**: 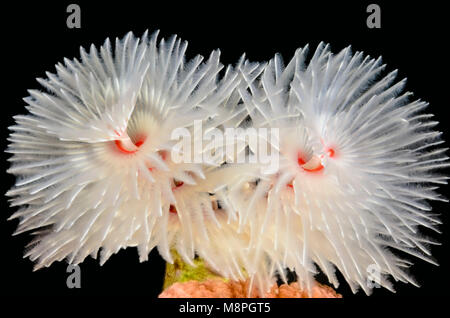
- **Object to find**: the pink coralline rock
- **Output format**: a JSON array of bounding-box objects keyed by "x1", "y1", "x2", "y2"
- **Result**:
[
  {"x1": 159, "y1": 279, "x2": 342, "y2": 298},
  {"x1": 265, "y1": 282, "x2": 342, "y2": 298}
]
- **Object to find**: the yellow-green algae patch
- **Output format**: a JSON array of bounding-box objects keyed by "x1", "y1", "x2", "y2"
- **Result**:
[{"x1": 163, "y1": 250, "x2": 228, "y2": 290}]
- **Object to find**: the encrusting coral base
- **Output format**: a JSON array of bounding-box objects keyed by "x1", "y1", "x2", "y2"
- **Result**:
[
  {"x1": 160, "y1": 252, "x2": 341, "y2": 298},
  {"x1": 159, "y1": 279, "x2": 341, "y2": 298}
]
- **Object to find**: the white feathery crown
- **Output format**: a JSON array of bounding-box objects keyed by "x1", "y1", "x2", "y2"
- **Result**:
[{"x1": 6, "y1": 31, "x2": 448, "y2": 295}]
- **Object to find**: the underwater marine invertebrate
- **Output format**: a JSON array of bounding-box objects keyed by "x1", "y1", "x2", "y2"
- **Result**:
[
  {"x1": 5, "y1": 29, "x2": 447, "y2": 297},
  {"x1": 230, "y1": 44, "x2": 448, "y2": 294},
  {"x1": 6, "y1": 31, "x2": 242, "y2": 270}
]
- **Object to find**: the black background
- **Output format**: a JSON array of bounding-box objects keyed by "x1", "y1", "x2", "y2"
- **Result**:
[{"x1": 0, "y1": 0, "x2": 448, "y2": 306}]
